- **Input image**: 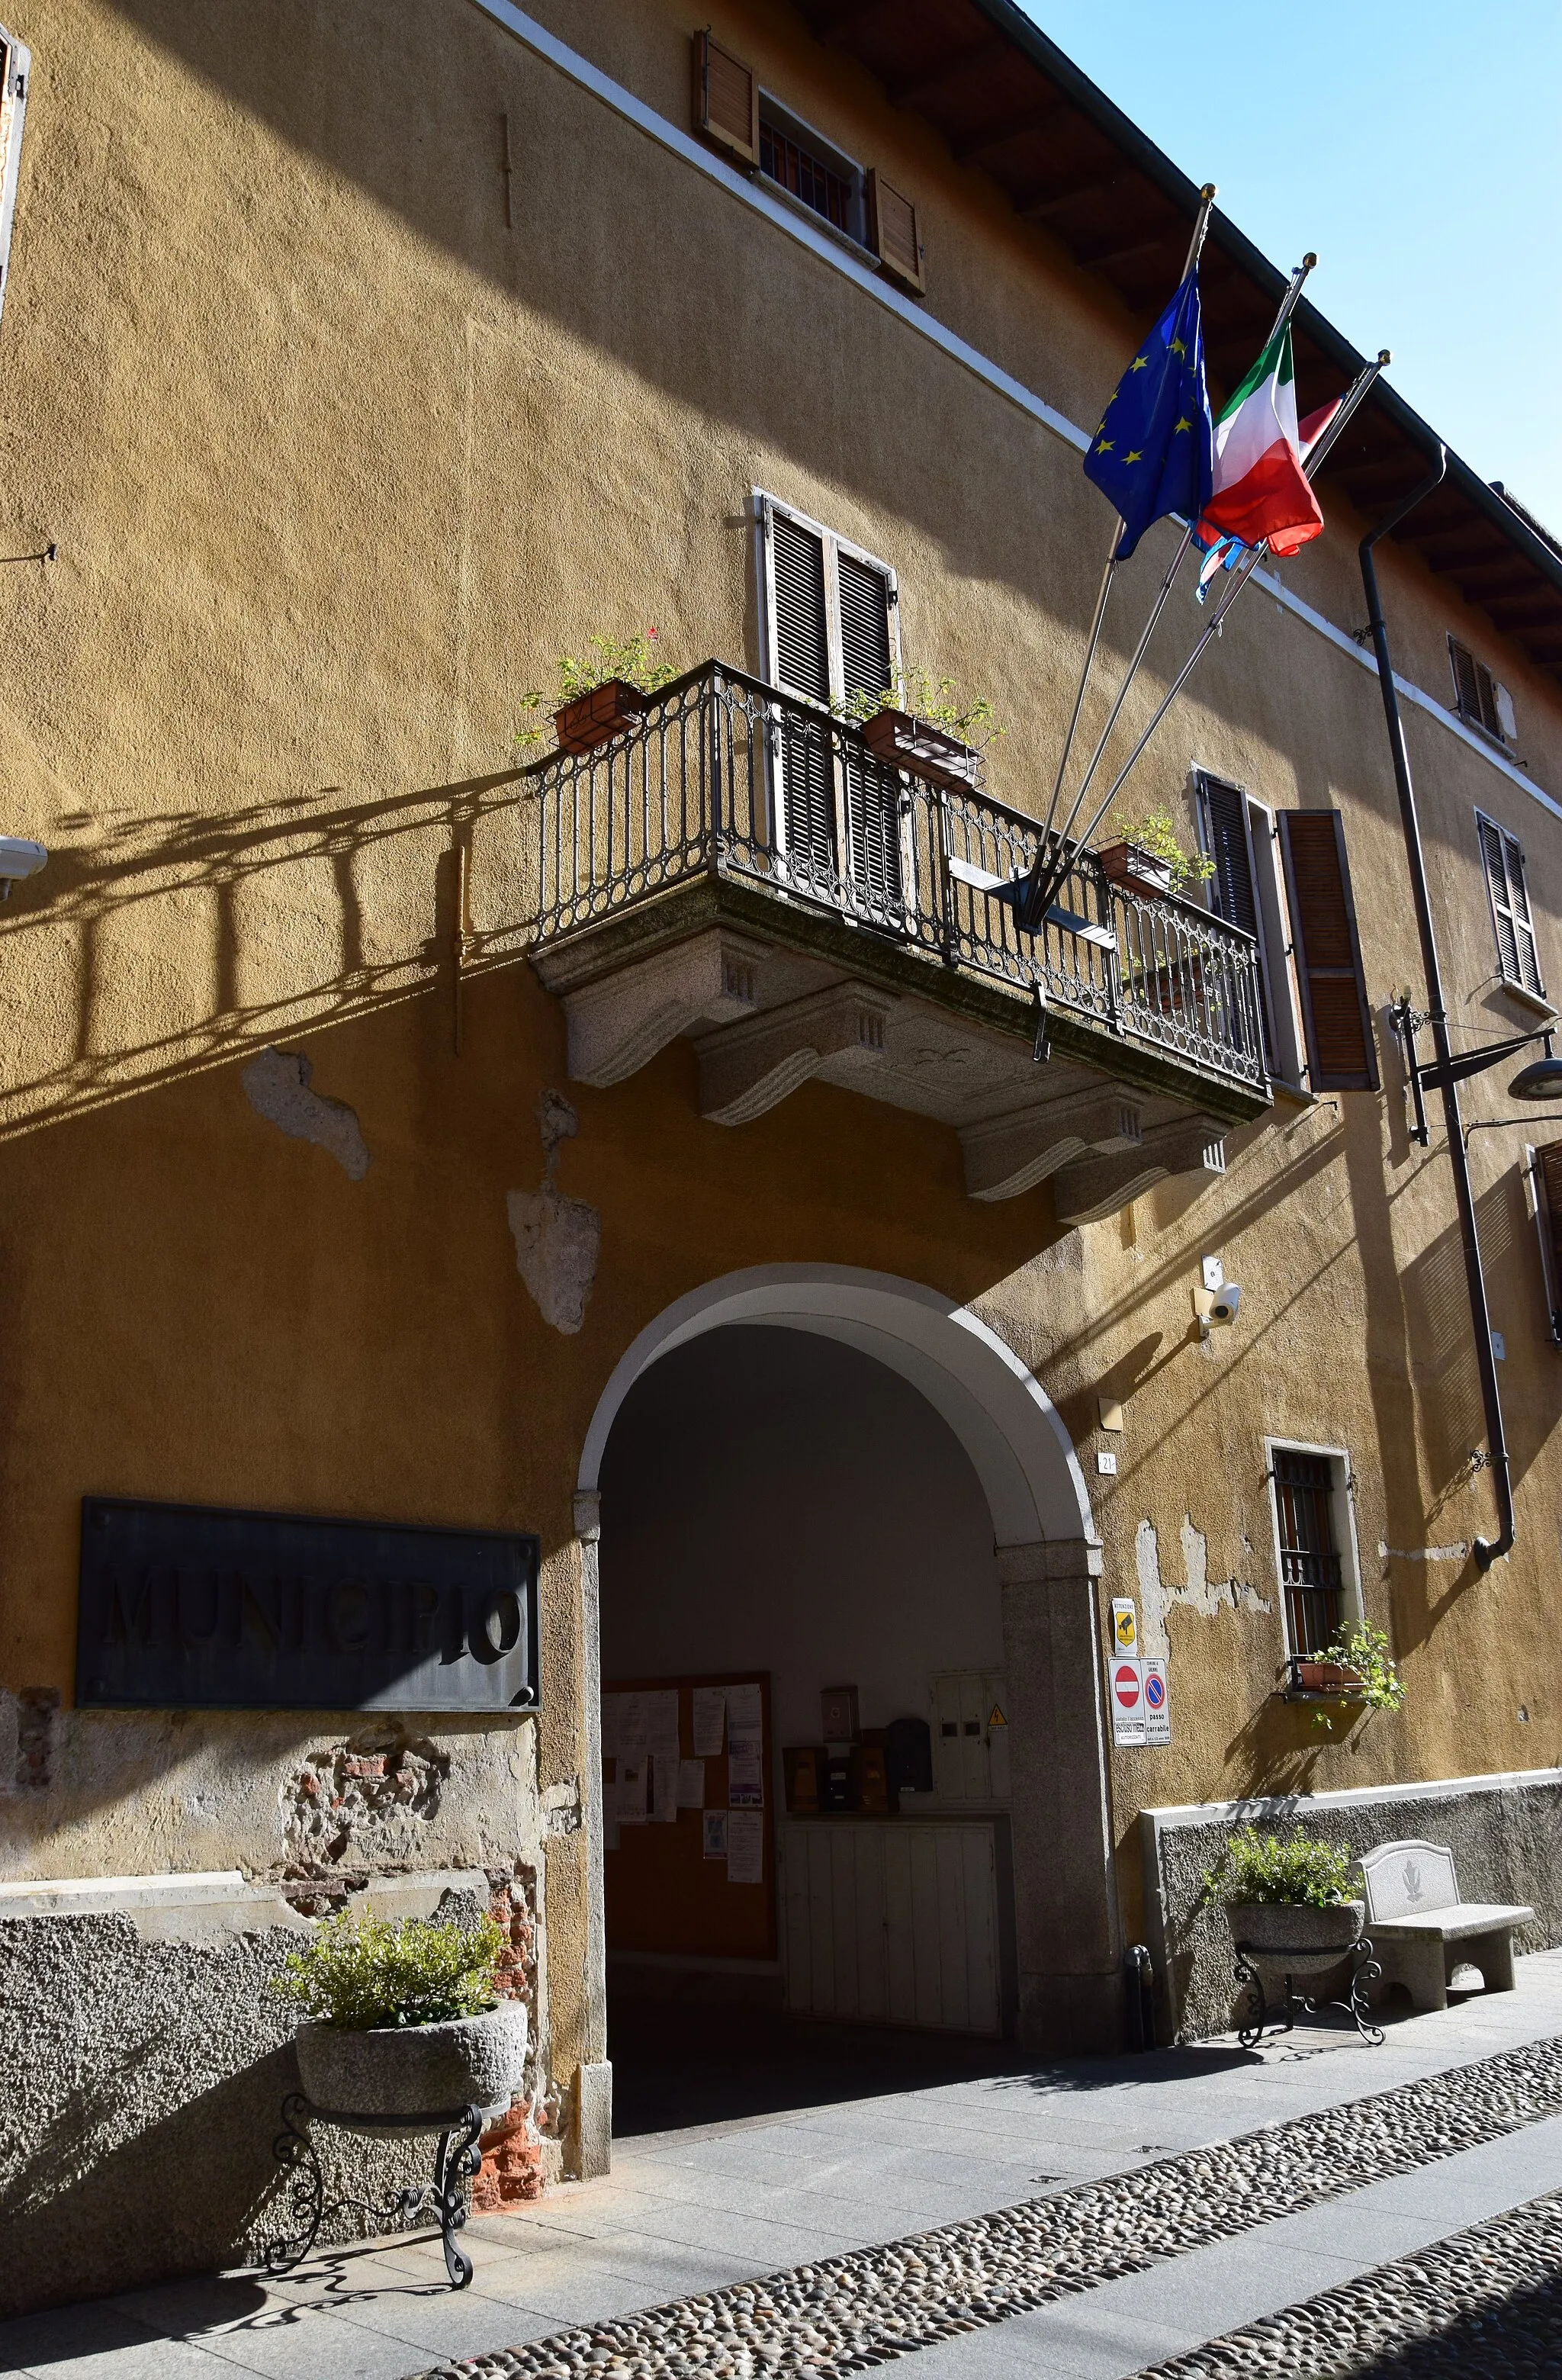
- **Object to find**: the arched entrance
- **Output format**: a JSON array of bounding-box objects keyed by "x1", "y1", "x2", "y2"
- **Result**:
[{"x1": 572, "y1": 1267, "x2": 1123, "y2": 2148}]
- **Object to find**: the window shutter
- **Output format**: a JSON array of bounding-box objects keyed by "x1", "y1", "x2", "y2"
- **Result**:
[
  {"x1": 1278, "y1": 810, "x2": 1378, "y2": 1092},
  {"x1": 1200, "y1": 776, "x2": 1260, "y2": 940},
  {"x1": 1450, "y1": 637, "x2": 1481, "y2": 723},
  {"x1": 1535, "y1": 1143, "x2": 1562, "y2": 1343},
  {"x1": 691, "y1": 31, "x2": 758, "y2": 167},
  {"x1": 836, "y1": 551, "x2": 892, "y2": 706},
  {"x1": 866, "y1": 169, "x2": 924, "y2": 294},
  {"x1": 770, "y1": 510, "x2": 830, "y2": 703},
  {"x1": 1478, "y1": 813, "x2": 1544, "y2": 996}
]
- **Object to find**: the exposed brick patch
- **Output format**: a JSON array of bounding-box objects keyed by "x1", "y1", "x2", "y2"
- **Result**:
[
  {"x1": 476, "y1": 1866, "x2": 545, "y2": 2211},
  {"x1": 281, "y1": 1732, "x2": 448, "y2": 1877},
  {"x1": 16, "y1": 1688, "x2": 59, "y2": 1789}
]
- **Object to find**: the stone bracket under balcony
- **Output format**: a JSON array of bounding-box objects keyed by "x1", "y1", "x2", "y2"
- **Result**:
[{"x1": 696, "y1": 983, "x2": 896, "y2": 1125}]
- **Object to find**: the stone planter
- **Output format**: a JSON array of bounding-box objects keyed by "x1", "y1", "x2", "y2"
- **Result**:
[
  {"x1": 294, "y1": 2000, "x2": 528, "y2": 2126},
  {"x1": 1098, "y1": 838, "x2": 1175, "y2": 899},
  {"x1": 554, "y1": 679, "x2": 647, "y2": 754},
  {"x1": 1229, "y1": 1899, "x2": 1364, "y2": 1980},
  {"x1": 861, "y1": 706, "x2": 979, "y2": 792}
]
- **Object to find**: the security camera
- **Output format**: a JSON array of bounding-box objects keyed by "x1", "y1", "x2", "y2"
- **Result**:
[
  {"x1": 1207, "y1": 1284, "x2": 1242, "y2": 1327},
  {"x1": 0, "y1": 838, "x2": 46, "y2": 896}
]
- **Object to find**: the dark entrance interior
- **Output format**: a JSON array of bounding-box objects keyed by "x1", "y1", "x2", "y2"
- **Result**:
[{"x1": 598, "y1": 1323, "x2": 1023, "y2": 2131}]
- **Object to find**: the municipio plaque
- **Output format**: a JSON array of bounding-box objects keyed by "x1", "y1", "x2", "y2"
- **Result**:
[{"x1": 76, "y1": 1497, "x2": 540, "y2": 1713}]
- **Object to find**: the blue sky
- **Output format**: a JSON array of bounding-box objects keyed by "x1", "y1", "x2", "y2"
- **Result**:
[{"x1": 1022, "y1": 2, "x2": 1562, "y2": 534}]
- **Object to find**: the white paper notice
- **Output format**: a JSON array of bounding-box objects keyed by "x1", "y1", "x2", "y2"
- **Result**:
[
  {"x1": 617, "y1": 1754, "x2": 649, "y2": 1823},
  {"x1": 702, "y1": 1812, "x2": 728, "y2": 1861},
  {"x1": 726, "y1": 1809, "x2": 763, "y2": 1884},
  {"x1": 646, "y1": 1689, "x2": 681, "y2": 1761},
  {"x1": 677, "y1": 1758, "x2": 706, "y2": 1809},
  {"x1": 600, "y1": 1695, "x2": 622, "y2": 1761},
  {"x1": 691, "y1": 1686, "x2": 727, "y2": 1758},
  {"x1": 618, "y1": 1693, "x2": 648, "y2": 1756},
  {"x1": 728, "y1": 1748, "x2": 763, "y2": 1807},
  {"x1": 651, "y1": 1751, "x2": 678, "y2": 1823},
  {"x1": 726, "y1": 1681, "x2": 763, "y2": 1752}
]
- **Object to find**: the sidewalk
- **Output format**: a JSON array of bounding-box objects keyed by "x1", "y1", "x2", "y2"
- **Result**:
[{"x1": 6, "y1": 1954, "x2": 1562, "y2": 2379}]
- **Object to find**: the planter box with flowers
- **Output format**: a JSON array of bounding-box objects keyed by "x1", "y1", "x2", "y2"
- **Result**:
[
  {"x1": 1098, "y1": 838, "x2": 1176, "y2": 900},
  {"x1": 551, "y1": 678, "x2": 648, "y2": 756},
  {"x1": 515, "y1": 630, "x2": 677, "y2": 761},
  {"x1": 861, "y1": 706, "x2": 982, "y2": 793}
]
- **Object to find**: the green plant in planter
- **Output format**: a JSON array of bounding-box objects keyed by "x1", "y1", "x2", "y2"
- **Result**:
[
  {"x1": 1203, "y1": 1827, "x2": 1356, "y2": 1909},
  {"x1": 273, "y1": 1908, "x2": 506, "y2": 2031},
  {"x1": 837, "y1": 661, "x2": 1005, "y2": 749},
  {"x1": 513, "y1": 629, "x2": 679, "y2": 751},
  {"x1": 1307, "y1": 1619, "x2": 1406, "y2": 1733},
  {"x1": 1105, "y1": 805, "x2": 1215, "y2": 892}
]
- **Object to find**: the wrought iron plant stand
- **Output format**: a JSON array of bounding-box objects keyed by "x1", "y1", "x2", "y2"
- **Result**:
[
  {"x1": 1233, "y1": 1936, "x2": 1384, "y2": 2050},
  {"x1": 265, "y1": 2090, "x2": 486, "y2": 2288}
]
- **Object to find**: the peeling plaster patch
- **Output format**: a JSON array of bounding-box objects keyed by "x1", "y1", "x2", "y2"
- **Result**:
[
  {"x1": 1379, "y1": 1539, "x2": 1469, "y2": 1562},
  {"x1": 1136, "y1": 1520, "x2": 1271, "y2": 1658},
  {"x1": 509, "y1": 1091, "x2": 600, "y2": 1336},
  {"x1": 243, "y1": 1047, "x2": 368, "y2": 1179},
  {"x1": 282, "y1": 1736, "x2": 448, "y2": 1876}
]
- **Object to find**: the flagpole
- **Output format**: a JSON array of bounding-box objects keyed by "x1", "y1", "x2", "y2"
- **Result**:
[
  {"x1": 1020, "y1": 253, "x2": 1322, "y2": 924},
  {"x1": 1069, "y1": 351, "x2": 1390, "y2": 841},
  {"x1": 1040, "y1": 184, "x2": 1219, "y2": 850}
]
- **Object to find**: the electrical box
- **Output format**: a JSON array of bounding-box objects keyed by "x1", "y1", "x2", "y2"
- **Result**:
[{"x1": 929, "y1": 1670, "x2": 1010, "y2": 1803}]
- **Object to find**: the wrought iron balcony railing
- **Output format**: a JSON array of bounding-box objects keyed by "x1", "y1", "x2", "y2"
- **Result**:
[{"x1": 527, "y1": 661, "x2": 1266, "y2": 1092}]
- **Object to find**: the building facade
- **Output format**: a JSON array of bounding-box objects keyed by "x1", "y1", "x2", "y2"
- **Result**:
[{"x1": 3, "y1": 0, "x2": 1562, "y2": 2311}]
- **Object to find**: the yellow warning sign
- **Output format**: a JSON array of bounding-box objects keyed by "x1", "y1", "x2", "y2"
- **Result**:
[
  {"x1": 988, "y1": 1704, "x2": 1007, "y2": 1729},
  {"x1": 1112, "y1": 1600, "x2": 1138, "y2": 1652}
]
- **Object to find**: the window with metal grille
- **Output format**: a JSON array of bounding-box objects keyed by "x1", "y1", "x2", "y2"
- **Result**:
[
  {"x1": 1477, "y1": 810, "x2": 1544, "y2": 999},
  {"x1": 757, "y1": 100, "x2": 865, "y2": 243},
  {"x1": 1449, "y1": 638, "x2": 1515, "y2": 746},
  {"x1": 1271, "y1": 1448, "x2": 1345, "y2": 1657}
]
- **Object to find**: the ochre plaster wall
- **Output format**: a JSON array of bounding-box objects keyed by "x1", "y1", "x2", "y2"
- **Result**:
[{"x1": 0, "y1": 0, "x2": 1560, "y2": 2098}]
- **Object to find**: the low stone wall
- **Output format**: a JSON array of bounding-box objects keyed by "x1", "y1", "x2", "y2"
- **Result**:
[
  {"x1": 1140, "y1": 1766, "x2": 1562, "y2": 2042},
  {"x1": 0, "y1": 1871, "x2": 525, "y2": 2317}
]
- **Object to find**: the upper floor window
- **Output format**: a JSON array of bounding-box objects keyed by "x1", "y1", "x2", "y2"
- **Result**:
[
  {"x1": 1268, "y1": 1443, "x2": 1358, "y2": 1659},
  {"x1": 758, "y1": 100, "x2": 864, "y2": 244},
  {"x1": 1449, "y1": 636, "x2": 1517, "y2": 748},
  {"x1": 0, "y1": 25, "x2": 29, "y2": 328},
  {"x1": 1477, "y1": 810, "x2": 1544, "y2": 1002}
]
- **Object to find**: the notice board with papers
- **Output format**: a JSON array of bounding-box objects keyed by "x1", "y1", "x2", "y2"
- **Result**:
[{"x1": 602, "y1": 1671, "x2": 774, "y2": 1960}]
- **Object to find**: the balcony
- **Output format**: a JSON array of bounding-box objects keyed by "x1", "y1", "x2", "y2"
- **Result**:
[{"x1": 527, "y1": 663, "x2": 1269, "y2": 1220}]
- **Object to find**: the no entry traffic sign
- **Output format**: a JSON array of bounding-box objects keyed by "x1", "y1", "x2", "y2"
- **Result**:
[{"x1": 1110, "y1": 1657, "x2": 1146, "y2": 1746}]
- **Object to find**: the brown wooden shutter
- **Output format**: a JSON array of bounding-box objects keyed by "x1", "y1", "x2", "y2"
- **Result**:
[
  {"x1": 1278, "y1": 809, "x2": 1378, "y2": 1092},
  {"x1": 866, "y1": 169, "x2": 924, "y2": 294},
  {"x1": 1538, "y1": 1143, "x2": 1562, "y2": 1341},
  {"x1": 691, "y1": 31, "x2": 758, "y2": 168}
]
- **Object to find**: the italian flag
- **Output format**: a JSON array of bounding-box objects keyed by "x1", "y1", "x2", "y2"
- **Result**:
[{"x1": 1200, "y1": 325, "x2": 1324, "y2": 558}]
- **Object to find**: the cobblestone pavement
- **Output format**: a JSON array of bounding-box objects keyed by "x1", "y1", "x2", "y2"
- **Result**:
[
  {"x1": 420, "y1": 2035, "x2": 1562, "y2": 2380},
  {"x1": 1135, "y1": 2187, "x2": 1562, "y2": 2377}
]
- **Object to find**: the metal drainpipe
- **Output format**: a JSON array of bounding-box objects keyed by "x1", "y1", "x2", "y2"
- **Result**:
[{"x1": 1359, "y1": 446, "x2": 1515, "y2": 1568}]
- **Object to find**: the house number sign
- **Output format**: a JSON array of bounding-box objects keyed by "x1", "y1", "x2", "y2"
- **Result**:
[{"x1": 76, "y1": 1497, "x2": 540, "y2": 1713}]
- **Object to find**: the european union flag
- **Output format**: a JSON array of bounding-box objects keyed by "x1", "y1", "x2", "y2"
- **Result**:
[{"x1": 1084, "y1": 269, "x2": 1213, "y2": 560}]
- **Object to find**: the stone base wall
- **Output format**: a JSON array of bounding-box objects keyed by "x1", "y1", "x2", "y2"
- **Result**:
[
  {"x1": 1140, "y1": 1767, "x2": 1562, "y2": 2042},
  {"x1": 0, "y1": 1872, "x2": 551, "y2": 2317}
]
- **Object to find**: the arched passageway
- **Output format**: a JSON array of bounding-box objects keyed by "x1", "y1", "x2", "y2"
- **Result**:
[{"x1": 574, "y1": 1268, "x2": 1123, "y2": 2140}]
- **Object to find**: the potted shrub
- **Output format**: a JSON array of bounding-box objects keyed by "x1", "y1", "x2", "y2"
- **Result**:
[
  {"x1": 1096, "y1": 806, "x2": 1215, "y2": 902},
  {"x1": 514, "y1": 630, "x2": 678, "y2": 758},
  {"x1": 1205, "y1": 1827, "x2": 1363, "y2": 1976},
  {"x1": 844, "y1": 663, "x2": 1003, "y2": 794},
  {"x1": 274, "y1": 1906, "x2": 527, "y2": 2122}
]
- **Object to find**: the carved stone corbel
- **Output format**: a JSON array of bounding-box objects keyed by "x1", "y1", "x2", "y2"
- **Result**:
[
  {"x1": 1052, "y1": 1114, "x2": 1226, "y2": 1227},
  {"x1": 560, "y1": 929, "x2": 765, "y2": 1088},
  {"x1": 696, "y1": 983, "x2": 896, "y2": 1126},
  {"x1": 961, "y1": 1089, "x2": 1143, "y2": 1203}
]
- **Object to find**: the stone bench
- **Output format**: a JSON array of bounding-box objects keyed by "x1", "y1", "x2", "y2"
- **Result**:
[{"x1": 1359, "y1": 1839, "x2": 1534, "y2": 2013}]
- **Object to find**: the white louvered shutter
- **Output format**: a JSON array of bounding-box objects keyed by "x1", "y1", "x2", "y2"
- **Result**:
[
  {"x1": 837, "y1": 552, "x2": 901, "y2": 917},
  {"x1": 1479, "y1": 814, "x2": 1543, "y2": 997},
  {"x1": 770, "y1": 510, "x2": 835, "y2": 887},
  {"x1": 1200, "y1": 774, "x2": 1274, "y2": 1077}
]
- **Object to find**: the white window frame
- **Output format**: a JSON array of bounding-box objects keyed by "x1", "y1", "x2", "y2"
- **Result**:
[
  {"x1": 753, "y1": 488, "x2": 901, "y2": 885},
  {"x1": 1263, "y1": 1436, "x2": 1364, "y2": 1662},
  {"x1": 0, "y1": 26, "x2": 30, "y2": 328},
  {"x1": 1522, "y1": 1143, "x2": 1562, "y2": 1347},
  {"x1": 1476, "y1": 806, "x2": 1547, "y2": 1008},
  {"x1": 1194, "y1": 772, "x2": 1307, "y2": 1092}
]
